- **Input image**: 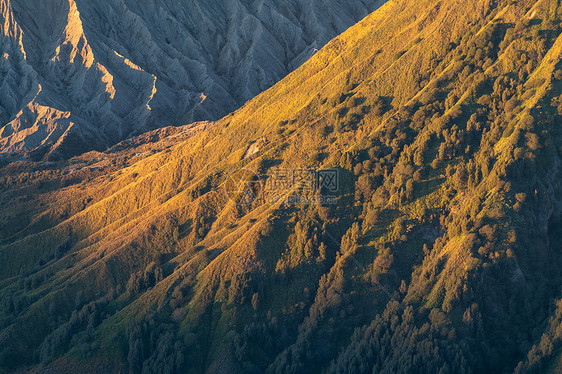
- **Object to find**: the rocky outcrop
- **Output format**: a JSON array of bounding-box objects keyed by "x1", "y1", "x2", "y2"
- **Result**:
[{"x1": 0, "y1": 0, "x2": 384, "y2": 159}]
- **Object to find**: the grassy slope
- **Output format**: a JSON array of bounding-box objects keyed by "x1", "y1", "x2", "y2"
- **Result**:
[{"x1": 0, "y1": 0, "x2": 562, "y2": 372}]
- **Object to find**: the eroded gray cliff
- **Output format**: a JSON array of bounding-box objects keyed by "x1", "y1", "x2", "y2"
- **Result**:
[{"x1": 0, "y1": 0, "x2": 385, "y2": 159}]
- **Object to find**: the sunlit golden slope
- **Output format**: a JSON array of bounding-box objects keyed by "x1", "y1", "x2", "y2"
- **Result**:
[{"x1": 1, "y1": 0, "x2": 562, "y2": 372}]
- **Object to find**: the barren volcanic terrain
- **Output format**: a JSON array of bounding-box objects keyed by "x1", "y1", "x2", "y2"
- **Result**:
[{"x1": 0, "y1": 0, "x2": 383, "y2": 159}]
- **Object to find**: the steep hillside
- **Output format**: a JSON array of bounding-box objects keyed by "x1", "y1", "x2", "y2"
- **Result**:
[
  {"x1": 1, "y1": 0, "x2": 562, "y2": 373},
  {"x1": 0, "y1": 0, "x2": 384, "y2": 159}
]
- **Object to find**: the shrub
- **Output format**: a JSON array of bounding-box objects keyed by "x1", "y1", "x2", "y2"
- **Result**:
[
  {"x1": 365, "y1": 208, "x2": 381, "y2": 226},
  {"x1": 504, "y1": 98, "x2": 518, "y2": 113},
  {"x1": 317, "y1": 124, "x2": 333, "y2": 137},
  {"x1": 520, "y1": 114, "x2": 535, "y2": 130},
  {"x1": 310, "y1": 152, "x2": 322, "y2": 163}
]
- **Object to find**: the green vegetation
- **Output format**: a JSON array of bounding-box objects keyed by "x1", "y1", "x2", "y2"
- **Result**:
[{"x1": 1, "y1": 0, "x2": 562, "y2": 373}]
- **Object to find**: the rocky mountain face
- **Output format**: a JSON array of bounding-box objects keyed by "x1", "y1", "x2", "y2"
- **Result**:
[{"x1": 0, "y1": 0, "x2": 384, "y2": 159}]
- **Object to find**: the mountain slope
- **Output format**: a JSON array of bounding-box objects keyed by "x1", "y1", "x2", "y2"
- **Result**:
[
  {"x1": 1, "y1": 0, "x2": 562, "y2": 372},
  {"x1": 0, "y1": 0, "x2": 384, "y2": 159}
]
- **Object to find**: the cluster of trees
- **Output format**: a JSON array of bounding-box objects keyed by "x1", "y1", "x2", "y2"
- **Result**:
[
  {"x1": 275, "y1": 218, "x2": 328, "y2": 272},
  {"x1": 327, "y1": 300, "x2": 475, "y2": 374},
  {"x1": 250, "y1": 3, "x2": 562, "y2": 373},
  {"x1": 126, "y1": 262, "x2": 164, "y2": 295},
  {"x1": 126, "y1": 314, "x2": 187, "y2": 374},
  {"x1": 329, "y1": 94, "x2": 388, "y2": 133},
  {"x1": 516, "y1": 298, "x2": 562, "y2": 373},
  {"x1": 37, "y1": 298, "x2": 109, "y2": 364}
]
